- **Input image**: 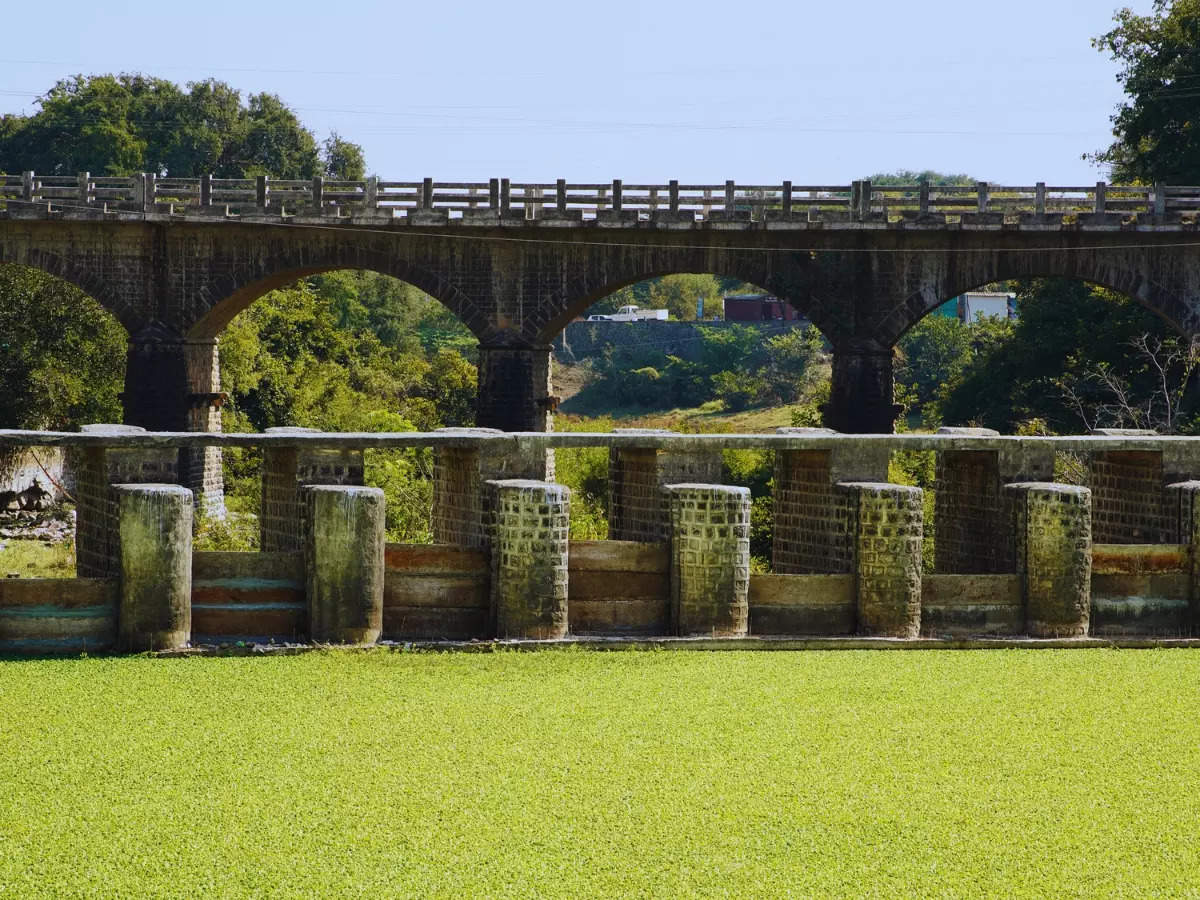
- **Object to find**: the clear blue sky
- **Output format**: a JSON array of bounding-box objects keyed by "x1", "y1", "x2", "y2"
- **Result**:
[{"x1": 0, "y1": 0, "x2": 1155, "y2": 184}]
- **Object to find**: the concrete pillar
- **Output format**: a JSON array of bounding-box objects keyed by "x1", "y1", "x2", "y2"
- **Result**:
[
  {"x1": 1167, "y1": 481, "x2": 1200, "y2": 629},
  {"x1": 260, "y1": 428, "x2": 365, "y2": 552},
  {"x1": 840, "y1": 482, "x2": 923, "y2": 638},
  {"x1": 825, "y1": 339, "x2": 901, "y2": 434},
  {"x1": 488, "y1": 479, "x2": 570, "y2": 639},
  {"x1": 665, "y1": 483, "x2": 750, "y2": 637},
  {"x1": 1004, "y1": 482, "x2": 1092, "y2": 637},
  {"x1": 304, "y1": 485, "x2": 385, "y2": 645},
  {"x1": 608, "y1": 430, "x2": 723, "y2": 542},
  {"x1": 476, "y1": 346, "x2": 554, "y2": 433},
  {"x1": 123, "y1": 327, "x2": 225, "y2": 518},
  {"x1": 74, "y1": 425, "x2": 179, "y2": 578},
  {"x1": 115, "y1": 483, "x2": 193, "y2": 651}
]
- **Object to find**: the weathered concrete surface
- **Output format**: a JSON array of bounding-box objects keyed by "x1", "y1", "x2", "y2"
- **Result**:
[
  {"x1": 304, "y1": 485, "x2": 385, "y2": 645},
  {"x1": 748, "y1": 573, "x2": 855, "y2": 635},
  {"x1": 115, "y1": 483, "x2": 192, "y2": 651},
  {"x1": 840, "y1": 482, "x2": 923, "y2": 638},
  {"x1": 1006, "y1": 482, "x2": 1092, "y2": 637},
  {"x1": 487, "y1": 479, "x2": 570, "y2": 639},
  {"x1": 568, "y1": 540, "x2": 670, "y2": 636},
  {"x1": 6, "y1": 215, "x2": 1200, "y2": 432},
  {"x1": 382, "y1": 543, "x2": 490, "y2": 641},
  {"x1": 665, "y1": 483, "x2": 750, "y2": 636}
]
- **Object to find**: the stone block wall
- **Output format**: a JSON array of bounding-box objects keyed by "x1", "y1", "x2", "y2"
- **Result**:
[
  {"x1": 74, "y1": 426, "x2": 178, "y2": 578},
  {"x1": 1089, "y1": 450, "x2": 1170, "y2": 544},
  {"x1": 488, "y1": 479, "x2": 570, "y2": 639},
  {"x1": 935, "y1": 450, "x2": 1004, "y2": 574},
  {"x1": 608, "y1": 432, "x2": 722, "y2": 543},
  {"x1": 1006, "y1": 482, "x2": 1092, "y2": 637},
  {"x1": 840, "y1": 482, "x2": 923, "y2": 637},
  {"x1": 665, "y1": 483, "x2": 750, "y2": 636},
  {"x1": 260, "y1": 430, "x2": 365, "y2": 552},
  {"x1": 773, "y1": 449, "x2": 852, "y2": 574}
]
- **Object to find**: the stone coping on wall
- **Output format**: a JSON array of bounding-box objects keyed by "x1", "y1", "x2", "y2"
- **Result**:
[{"x1": 6, "y1": 429, "x2": 1200, "y2": 453}]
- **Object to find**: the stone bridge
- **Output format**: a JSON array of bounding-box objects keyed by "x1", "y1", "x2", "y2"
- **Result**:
[{"x1": 4, "y1": 173, "x2": 1200, "y2": 503}]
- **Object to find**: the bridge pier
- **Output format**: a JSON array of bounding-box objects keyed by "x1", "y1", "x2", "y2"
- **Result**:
[
  {"x1": 825, "y1": 340, "x2": 902, "y2": 434},
  {"x1": 475, "y1": 346, "x2": 554, "y2": 433},
  {"x1": 123, "y1": 329, "x2": 226, "y2": 518}
]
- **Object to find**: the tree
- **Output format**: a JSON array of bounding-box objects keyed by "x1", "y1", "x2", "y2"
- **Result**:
[
  {"x1": 896, "y1": 314, "x2": 974, "y2": 422},
  {"x1": 938, "y1": 279, "x2": 1200, "y2": 433},
  {"x1": 647, "y1": 274, "x2": 722, "y2": 321},
  {"x1": 323, "y1": 132, "x2": 367, "y2": 181},
  {"x1": 1092, "y1": 1, "x2": 1200, "y2": 182},
  {"x1": 867, "y1": 170, "x2": 977, "y2": 186},
  {"x1": 0, "y1": 266, "x2": 126, "y2": 429},
  {"x1": 0, "y1": 74, "x2": 364, "y2": 180}
]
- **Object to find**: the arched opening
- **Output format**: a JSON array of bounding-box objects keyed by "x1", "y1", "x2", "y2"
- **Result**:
[
  {"x1": 896, "y1": 277, "x2": 1196, "y2": 435},
  {"x1": 556, "y1": 273, "x2": 826, "y2": 424},
  {"x1": 552, "y1": 273, "x2": 830, "y2": 572},
  {"x1": 0, "y1": 262, "x2": 128, "y2": 576},
  {"x1": 210, "y1": 269, "x2": 479, "y2": 549}
]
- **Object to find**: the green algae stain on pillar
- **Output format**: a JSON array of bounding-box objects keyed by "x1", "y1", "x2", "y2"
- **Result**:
[
  {"x1": 1005, "y1": 482, "x2": 1092, "y2": 637},
  {"x1": 115, "y1": 483, "x2": 193, "y2": 651},
  {"x1": 304, "y1": 485, "x2": 385, "y2": 645}
]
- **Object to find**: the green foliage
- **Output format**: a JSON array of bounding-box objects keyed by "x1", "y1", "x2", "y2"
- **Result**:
[
  {"x1": 552, "y1": 417, "x2": 612, "y2": 539},
  {"x1": 217, "y1": 273, "x2": 478, "y2": 542},
  {"x1": 1092, "y1": 0, "x2": 1200, "y2": 182},
  {"x1": 0, "y1": 74, "x2": 364, "y2": 179},
  {"x1": 645, "y1": 273, "x2": 722, "y2": 321},
  {"x1": 867, "y1": 170, "x2": 977, "y2": 186},
  {"x1": 5, "y1": 651, "x2": 1200, "y2": 895},
  {"x1": 583, "y1": 324, "x2": 827, "y2": 414},
  {"x1": 938, "y1": 279, "x2": 1198, "y2": 433},
  {"x1": 0, "y1": 266, "x2": 125, "y2": 428},
  {"x1": 219, "y1": 275, "x2": 476, "y2": 434},
  {"x1": 896, "y1": 314, "x2": 975, "y2": 425}
]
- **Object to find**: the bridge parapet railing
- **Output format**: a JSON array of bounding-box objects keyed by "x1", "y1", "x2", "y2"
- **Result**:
[{"x1": 5, "y1": 171, "x2": 1200, "y2": 223}]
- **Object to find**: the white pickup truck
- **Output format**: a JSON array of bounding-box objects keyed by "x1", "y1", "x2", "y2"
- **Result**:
[{"x1": 607, "y1": 305, "x2": 669, "y2": 322}]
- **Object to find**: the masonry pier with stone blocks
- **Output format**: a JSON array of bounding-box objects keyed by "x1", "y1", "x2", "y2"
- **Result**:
[{"x1": 6, "y1": 427, "x2": 1200, "y2": 654}]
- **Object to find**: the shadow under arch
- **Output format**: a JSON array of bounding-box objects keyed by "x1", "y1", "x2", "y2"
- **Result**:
[{"x1": 185, "y1": 252, "x2": 489, "y2": 342}]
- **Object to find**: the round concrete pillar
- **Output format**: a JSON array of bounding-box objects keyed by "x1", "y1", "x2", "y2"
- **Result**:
[
  {"x1": 488, "y1": 479, "x2": 570, "y2": 639},
  {"x1": 304, "y1": 485, "x2": 385, "y2": 645},
  {"x1": 665, "y1": 483, "x2": 750, "y2": 637},
  {"x1": 1004, "y1": 482, "x2": 1092, "y2": 637},
  {"x1": 841, "y1": 482, "x2": 923, "y2": 638},
  {"x1": 115, "y1": 483, "x2": 193, "y2": 651}
]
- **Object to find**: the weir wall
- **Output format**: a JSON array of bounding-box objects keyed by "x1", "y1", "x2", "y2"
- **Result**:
[{"x1": 1, "y1": 427, "x2": 1199, "y2": 653}]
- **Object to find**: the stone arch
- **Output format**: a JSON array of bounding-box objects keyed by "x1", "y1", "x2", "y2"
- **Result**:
[
  {"x1": 530, "y1": 259, "x2": 836, "y2": 346},
  {"x1": 184, "y1": 245, "x2": 489, "y2": 341},
  {"x1": 0, "y1": 249, "x2": 141, "y2": 333},
  {"x1": 873, "y1": 247, "x2": 1200, "y2": 347}
]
